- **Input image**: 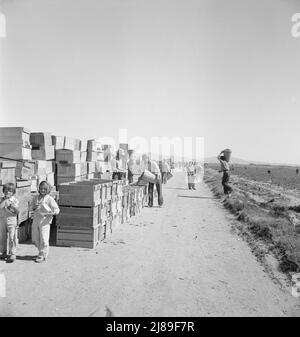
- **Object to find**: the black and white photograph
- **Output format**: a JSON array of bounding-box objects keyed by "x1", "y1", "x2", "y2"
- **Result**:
[{"x1": 1, "y1": 0, "x2": 300, "y2": 320}]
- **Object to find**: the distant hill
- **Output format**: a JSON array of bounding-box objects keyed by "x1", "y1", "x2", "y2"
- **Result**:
[
  {"x1": 204, "y1": 157, "x2": 299, "y2": 167},
  {"x1": 204, "y1": 157, "x2": 250, "y2": 164}
]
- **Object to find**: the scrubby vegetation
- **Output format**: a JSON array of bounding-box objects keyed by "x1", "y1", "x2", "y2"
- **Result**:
[{"x1": 204, "y1": 168, "x2": 300, "y2": 273}]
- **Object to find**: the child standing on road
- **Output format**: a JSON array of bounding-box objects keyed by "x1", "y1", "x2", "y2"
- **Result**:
[
  {"x1": 32, "y1": 181, "x2": 59, "y2": 263},
  {"x1": 0, "y1": 183, "x2": 19, "y2": 263}
]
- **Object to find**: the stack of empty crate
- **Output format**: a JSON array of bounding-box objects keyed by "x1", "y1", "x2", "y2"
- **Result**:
[
  {"x1": 56, "y1": 179, "x2": 109, "y2": 248},
  {"x1": 30, "y1": 132, "x2": 56, "y2": 187},
  {"x1": 54, "y1": 136, "x2": 88, "y2": 185},
  {"x1": 0, "y1": 127, "x2": 33, "y2": 241}
]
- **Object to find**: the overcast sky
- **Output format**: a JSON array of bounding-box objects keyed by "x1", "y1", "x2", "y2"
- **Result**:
[{"x1": 0, "y1": 0, "x2": 300, "y2": 163}]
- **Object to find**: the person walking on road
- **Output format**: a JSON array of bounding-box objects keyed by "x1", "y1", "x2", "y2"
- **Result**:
[
  {"x1": 142, "y1": 155, "x2": 163, "y2": 207},
  {"x1": 187, "y1": 161, "x2": 196, "y2": 190},
  {"x1": 161, "y1": 159, "x2": 170, "y2": 184},
  {"x1": 217, "y1": 149, "x2": 233, "y2": 197}
]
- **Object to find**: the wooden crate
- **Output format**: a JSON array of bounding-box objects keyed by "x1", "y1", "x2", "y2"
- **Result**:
[
  {"x1": 57, "y1": 163, "x2": 82, "y2": 177},
  {"x1": 55, "y1": 150, "x2": 81, "y2": 164},
  {"x1": 56, "y1": 224, "x2": 101, "y2": 249},
  {"x1": 0, "y1": 127, "x2": 31, "y2": 147},
  {"x1": 30, "y1": 132, "x2": 53, "y2": 147},
  {"x1": 63, "y1": 137, "x2": 76, "y2": 151},
  {"x1": 57, "y1": 206, "x2": 99, "y2": 228},
  {"x1": 0, "y1": 160, "x2": 17, "y2": 169},
  {"x1": 34, "y1": 160, "x2": 54, "y2": 175},
  {"x1": 52, "y1": 135, "x2": 65, "y2": 150},
  {"x1": 0, "y1": 144, "x2": 32, "y2": 160},
  {"x1": 80, "y1": 140, "x2": 87, "y2": 152},
  {"x1": 87, "y1": 139, "x2": 97, "y2": 152},
  {"x1": 75, "y1": 139, "x2": 81, "y2": 151},
  {"x1": 58, "y1": 181, "x2": 101, "y2": 207},
  {"x1": 0, "y1": 167, "x2": 15, "y2": 185},
  {"x1": 31, "y1": 146, "x2": 55, "y2": 160},
  {"x1": 15, "y1": 161, "x2": 35, "y2": 179}
]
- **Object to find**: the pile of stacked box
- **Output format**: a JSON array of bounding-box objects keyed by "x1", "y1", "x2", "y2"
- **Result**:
[
  {"x1": 56, "y1": 178, "x2": 123, "y2": 248},
  {"x1": 56, "y1": 178, "x2": 147, "y2": 248},
  {"x1": 1, "y1": 127, "x2": 149, "y2": 249},
  {"x1": 54, "y1": 136, "x2": 88, "y2": 185},
  {"x1": 56, "y1": 179, "x2": 105, "y2": 248},
  {"x1": 86, "y1": 139, "x2": 105, "y2": 179},
  {"x1": 0, "y1": 128, "x2": 58, "y2": 243}
]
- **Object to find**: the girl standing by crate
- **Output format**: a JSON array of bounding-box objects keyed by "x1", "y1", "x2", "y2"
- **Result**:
[
  {"x1": 31, "y1": 181, "x2": 59, "y2": 263},
  {"x1": 0, "y1": 183, "x2": 19, "y2": 263}
]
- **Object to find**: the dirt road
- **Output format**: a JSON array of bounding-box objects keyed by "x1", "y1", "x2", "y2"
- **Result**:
[{"x1": 1, "y1": 171, "x2": 300, "y2": 316}]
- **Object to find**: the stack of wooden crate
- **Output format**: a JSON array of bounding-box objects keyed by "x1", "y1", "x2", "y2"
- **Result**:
[
  {"x1": 0, "y1": 128, "x2": 33, "y2": 239},
  {"x1": 109, "y1": 180, "x2": 126, "y2": 231},
  {"x1": 29, "y1": 132, "x2": 57, "y2": 188},
  {"x1": 55, "y1": 139, "x2": 87, "y2": 184},
  {"x1": 56, "y1": 180, "x2": 105, "y2": 248}
]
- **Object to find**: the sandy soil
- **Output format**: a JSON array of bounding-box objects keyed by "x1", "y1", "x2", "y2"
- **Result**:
[{"x1": 0, "y1": 171, "x2": 300, "y2": 317}]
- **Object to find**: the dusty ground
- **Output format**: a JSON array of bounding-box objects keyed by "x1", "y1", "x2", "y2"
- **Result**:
[{"x1": 0, "y1": 171, "x2": 300, "y2": 317}]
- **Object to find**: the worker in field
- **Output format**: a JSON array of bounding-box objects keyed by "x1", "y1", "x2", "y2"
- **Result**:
[
  {"x1": 142, "y1": 154, "x2": 163, "y2": 207},
  {"x1": 217, "y1": 149, "x2": 233, "y2": 197}
]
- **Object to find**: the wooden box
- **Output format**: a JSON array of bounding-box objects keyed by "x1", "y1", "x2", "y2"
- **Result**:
[
  {"x1": 31, "y1": 146, "x2": 55, "y2": 160},
  {"x1": 63, "y1": 137, "x2": 76, "y2": 151},
  {"x1": 0, "y1": 144, "x2": 32, "y2": 160},
  {"x1": 57, "y1": 206, "x2": 99, "y2": 228},
  {"x1": 87, "y1": 139, "x2": 97, "y2": 152},
  {"x1": 58, "y1": 181, "x2": 101, "y2": 207},
  {"x1": 75, "y1": 139, "x2": 81, "y2": 151},
  {"x1": 55, "y1": 150, "x2": 81, "y2": 164},
  {"x1": 0, "y1": 167, "x2": 15, "y2": 185},
  {"x1": 56, "y1": 224, "x2": 101, "y2": 249},
  {"x1": 57, "y1": 163, "x2": 82, "y2": 177},
  {"x1": 0, "y1": 127, "x2": 31, "y2": 147},
  {"x1": 52, "y1": 135, "x2": 65, "y2": 150},
  {"x1": 30, "y1": 132, "x2": 53, "y2": 147},
  {"x1": 80, "y1": 140, "x2": 87, "y2": 152}
]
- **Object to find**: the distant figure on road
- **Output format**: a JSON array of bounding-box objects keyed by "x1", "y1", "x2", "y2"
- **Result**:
[
  {"x1": 296, "y1": 168, "x2": 299, "y2": 175},
  {"x1": 161, "y1": 160, "x2": 170, "y2": 184},
  {"x1": 217, "y1": 149, "x2": 233, "y2": 197},
  {"x1": 187, "y1": 161, "x2": 196, "y2": 190}
]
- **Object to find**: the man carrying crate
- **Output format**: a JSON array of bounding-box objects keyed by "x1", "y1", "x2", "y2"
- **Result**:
[{"x1": 142, "y1": 155, "x2": 163, "y2": 208}]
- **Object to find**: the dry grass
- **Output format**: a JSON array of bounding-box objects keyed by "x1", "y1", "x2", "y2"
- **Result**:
[{"x1": 204, "y1": 168, "x2": 300, "y2": 273}]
